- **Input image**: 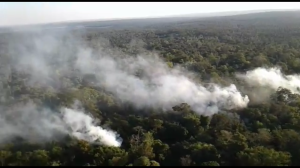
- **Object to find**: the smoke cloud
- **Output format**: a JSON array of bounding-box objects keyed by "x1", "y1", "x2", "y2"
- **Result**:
[
  {"x1": 1, "y1": 29, "x2": 250, "y2": 115},
  {"x1": 0, "y1": 100, "x2": 122, "y2": 147},
  {"x1": 75, "y1": 51, "x2": 249, "y2": 115},
  {"x1": 0, "y1": 28, "x2": 250, "y2": 145},
  {"x1": 237, "y1": 67, "x2": 300, "y2": 95},
  {"x1": 61, "y1": 107, "x2": 122, "y2": 147}
]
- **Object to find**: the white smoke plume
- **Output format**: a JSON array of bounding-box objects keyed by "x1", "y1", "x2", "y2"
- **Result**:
[
  {"x1": 0, "y1": 100, "x2": 122, "y2": 147},
  {"x1": 0, "y1": 29, "x2": 249, "y2": 116},
  {"x1": 76, "y1": 51, "x2": 250, "y2": 115},
  {"x1": 61, "y1": 107, "x2": 122, "y2": 147},
  {"x1": 237, "y1": 67, "x2": 300, "y2": 95}
]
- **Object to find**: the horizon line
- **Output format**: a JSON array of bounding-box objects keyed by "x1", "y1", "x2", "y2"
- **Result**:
[{"x1": 1, "y1": 8, "x2": 300, "y2": 29}]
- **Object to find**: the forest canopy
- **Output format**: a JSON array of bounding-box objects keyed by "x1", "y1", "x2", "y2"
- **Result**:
[{"x1": 0, "y1": 11, "x2": 300, "y2": 166}]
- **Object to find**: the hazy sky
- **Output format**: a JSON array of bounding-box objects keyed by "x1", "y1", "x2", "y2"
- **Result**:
[{"x1": 0, "y1": 2, "x2": 300, "y2": 26}]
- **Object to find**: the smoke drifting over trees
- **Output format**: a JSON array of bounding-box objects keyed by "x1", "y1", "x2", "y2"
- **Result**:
[
  {"x1": 0, "y1": 26, "x2": 299, "y2": 147},
  {"x1": 0, "y1": 11, "x2": 300, "y2": 166},
  {"x1": 0, "y1": 101, "x2": 122, "y2": 147},
  {"x1": 237, "y1": 67, "x2": 300, "y2": 94},
  {"x1": 0, "y1": 29, "x2": 251, "y2": 146}
]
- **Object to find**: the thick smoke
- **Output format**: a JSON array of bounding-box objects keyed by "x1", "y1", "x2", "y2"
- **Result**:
[
  {"x1": 0, "y1": 100, "x2": 122, "y2": 147},
  {"x1": 0, "y1": 28, "x2": 251, "y2": 145},
  {"x1": 237, "y1": 67, "x2": 300, "y2": 95},
  {"x1": 76, "y1": 51, "x2": 249, "y2": 115},
  {"x1": 61, "y1": 107, "x2": 122, "y2": 147},
  {"x1": 0, "y1": 28, "x2": 249, "y2": 116}
]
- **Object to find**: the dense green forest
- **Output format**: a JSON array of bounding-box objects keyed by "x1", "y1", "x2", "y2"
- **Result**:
[{"x1": 0, "y1": 11, "x2": 300, "y2": 166}]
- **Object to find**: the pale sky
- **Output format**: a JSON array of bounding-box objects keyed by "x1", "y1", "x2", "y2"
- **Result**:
[{"x1": 0, "y1": 2, "x2": 300, "y2": 27}]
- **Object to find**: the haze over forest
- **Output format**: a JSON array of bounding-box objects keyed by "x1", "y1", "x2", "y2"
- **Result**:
[{"x1": 0, "y1": 3, "x2": 300, "y2": 166}]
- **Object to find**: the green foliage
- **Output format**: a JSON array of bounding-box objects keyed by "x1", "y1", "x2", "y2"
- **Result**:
[
  {"x1": 237, "y1": 146, "x2": 291, "y2": 166},
  {"x1": 1, "y1": 11, "x2": 300, "y2": 166}
]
